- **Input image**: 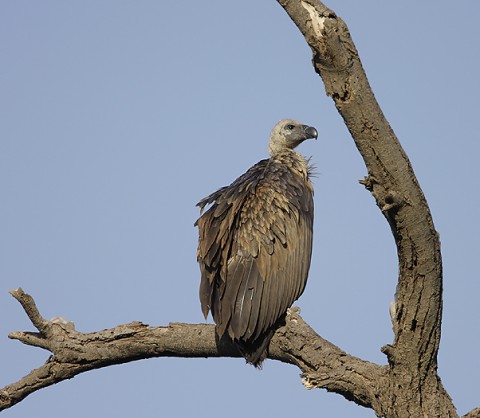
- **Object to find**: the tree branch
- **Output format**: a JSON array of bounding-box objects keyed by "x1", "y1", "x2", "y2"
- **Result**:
[
  {"x1": 276, "y1": 0, "x2": 455, "y2": 416},
  {"x1": 276, "y1": 0, "x2": 442, "y2": 366},
  {"x1": 1, "y1": 289, "x2": 384, "y2": 413},
  {"x1": 463, "y1": 408, "x2": 480, "y2": 418}
]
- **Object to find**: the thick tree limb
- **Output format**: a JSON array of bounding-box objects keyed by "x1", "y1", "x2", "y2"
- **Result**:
[
  {"x1": 276, "y1": 0, "x2": 456, "y2": 416},
  {"x1": 1, "y1": 289, "x2": 384, "y2": 412}
]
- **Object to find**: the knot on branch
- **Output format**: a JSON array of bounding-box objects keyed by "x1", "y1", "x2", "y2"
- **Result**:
[
  {"x1": 359, "y1": 176, "x2": 404, "y2": 215},
  {"x1": 381, "y1": 191, "x2": 402, "y2": 213},
  {"x1": 381, "y1": 344, "x2": 396, "y2": 365}
]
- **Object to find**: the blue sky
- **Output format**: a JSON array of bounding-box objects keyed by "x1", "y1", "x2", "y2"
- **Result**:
[{"x1": 1, "y1": 1, "x2": 479, "y2": 417}]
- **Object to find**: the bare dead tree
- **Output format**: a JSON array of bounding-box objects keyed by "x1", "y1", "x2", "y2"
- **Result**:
[{"x1": 1, "y1": 1, "x2": 478, "y2": 417}]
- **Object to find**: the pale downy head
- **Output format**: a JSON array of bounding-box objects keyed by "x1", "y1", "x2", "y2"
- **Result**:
[{"x1": 268, "y1": 119, "x2": 318, "y2": 156}]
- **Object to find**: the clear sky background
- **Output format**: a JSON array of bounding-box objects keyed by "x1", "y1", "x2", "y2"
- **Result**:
[{"x1": 1, "y1": 1, "x2": 479, "y2": 417}]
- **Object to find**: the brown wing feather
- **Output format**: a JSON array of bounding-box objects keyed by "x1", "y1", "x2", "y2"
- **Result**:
[
  {"x1": 196, "y1": 159, "x2": 269, "y2": 321},
  {"x1": 196, "y1": 151, "x2": 314, "y2": 365}
]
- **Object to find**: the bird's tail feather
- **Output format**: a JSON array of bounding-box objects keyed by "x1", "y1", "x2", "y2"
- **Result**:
[
  {"x1": 236, "y1": 315, "x2": 286, "y2": 368},
  {"x1": 237, "y1": 329, "x2": 275, "y2": 368}
]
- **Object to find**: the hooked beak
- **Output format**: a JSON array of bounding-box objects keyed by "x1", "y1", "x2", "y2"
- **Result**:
[{"x1": 303, "y1": 125, "x2": 318, "y2": 140}]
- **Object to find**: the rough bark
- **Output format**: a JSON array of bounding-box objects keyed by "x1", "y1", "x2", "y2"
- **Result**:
[
  {"x1": 1, "y1": 1, "x2": 477, "y2": 416},
  {"x1": 276, "y1": 0, "x2": 456, "y2": 416},
  {"x1": 1, "y1": 289, "x2": 384, "y2": 412},
  {"x1": 463, "y1": 409, "x2": 480, "y2": 418}
]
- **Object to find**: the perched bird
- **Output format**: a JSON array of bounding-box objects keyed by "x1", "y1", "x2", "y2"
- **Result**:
[{"x1": 195, "y1": 119, "x2": 317, "y2": 367}]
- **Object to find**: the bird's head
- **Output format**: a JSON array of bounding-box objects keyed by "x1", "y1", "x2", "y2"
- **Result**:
[{"x1": 268, "y1": 119, "x2": 318, "y2": 156}]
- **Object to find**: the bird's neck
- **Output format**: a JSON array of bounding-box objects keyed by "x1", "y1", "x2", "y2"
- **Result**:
[{"x1": 270, "y1": 149, "x2": 310, "y2": 180}]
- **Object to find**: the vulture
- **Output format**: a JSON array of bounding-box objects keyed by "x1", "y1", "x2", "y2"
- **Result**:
[{"x1": 195, "y1": 119, "x2": 317, "y2": 367}]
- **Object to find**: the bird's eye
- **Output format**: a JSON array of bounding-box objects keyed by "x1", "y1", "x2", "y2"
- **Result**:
[{"x1": 286, "y1": 124, "x2": 295, "y2": 130}]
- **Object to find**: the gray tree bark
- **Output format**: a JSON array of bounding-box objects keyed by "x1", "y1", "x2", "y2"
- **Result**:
[
  {"x1": 1, "y1": 1, "x2": 477, "y2": 417},
  {"x1": 277, "y1": 0, "x2": 450, "y2": 416}
]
